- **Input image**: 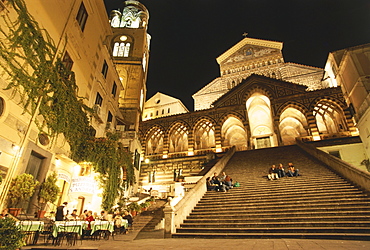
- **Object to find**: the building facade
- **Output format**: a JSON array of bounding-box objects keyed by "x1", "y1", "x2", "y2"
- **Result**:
[
  {"x1": 0, "y1": 0, "x2": 149, "y2": 214},
  {"x1": 323, "y1": 43, "x2": 370, "y2": 161},
  {"x1": 143, "y1": 92, "x2": 189, "y2": 121}
]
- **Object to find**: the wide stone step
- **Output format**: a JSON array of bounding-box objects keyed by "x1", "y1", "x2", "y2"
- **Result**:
[
  {"x1": 192, "y1": 200, "x2": 370, "y2": 212},
  {"x1": 191, "y1": 205, "x2": 370, "y2": 214},
  {"x1": 182, "y1": 215, "x2": 370, "y2": 224},
  {"x1": 172, "y1": 232, "x2": 370, "y2": 240},
  {"x1": 180, "y1": 221, "x2": 370, "y2": 228},
  {"x1": 175, "y1": 226, "x2": 370, "y2": 234},
  {"x1": 188, "y1": 210, "x2": 370, "y2": 219},
  {"x1": 200, "y1": 191, "x2": 368, "y2": 203}
]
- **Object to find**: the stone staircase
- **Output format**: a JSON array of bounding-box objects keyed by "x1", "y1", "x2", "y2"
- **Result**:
[{"x1": 173, "y1": 145, "x2": 370, "y2": 240}]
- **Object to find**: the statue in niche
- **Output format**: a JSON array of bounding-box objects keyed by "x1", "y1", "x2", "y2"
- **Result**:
[
  {"x1": 120, "y1": 6, "x2": 146, "y2": 28},
  {"x1": 110, "y1": 10, "x2": 122, "y2": 28}
]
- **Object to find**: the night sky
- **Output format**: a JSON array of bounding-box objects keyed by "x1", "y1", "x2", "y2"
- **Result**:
[{"x1": 104, "y1": 0, "x2": 370, "y2": 111}]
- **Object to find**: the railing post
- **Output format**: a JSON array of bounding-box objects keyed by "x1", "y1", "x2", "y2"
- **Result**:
[{"x1": 163, "y1": 199, "x2": 175, "y2": 238}]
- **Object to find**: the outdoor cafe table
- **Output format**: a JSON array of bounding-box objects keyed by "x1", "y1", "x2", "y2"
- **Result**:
[
  {"x1": 52, "y1": 221, "x2": 87, "y2": 238},
  {"x1": 90, "y1": 220, "x2": 114, "y2": 235},
  {"x1": 16, "y1": 221, "x2": 44, "y2": 245}
]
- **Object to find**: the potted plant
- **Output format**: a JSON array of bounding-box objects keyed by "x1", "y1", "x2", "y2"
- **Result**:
[
  {"x1": 127, "y1": 202, "x2": 140, "y2": 216},
  {"x1": 0, "y1": 217, "x2": 25, "y2": 250},
  {"x1": 148, "y1": 197, "x2": 155, "y2": 205},
  {"x1": 38, "y1": 172, "x2": 60, "y2": 218},
  {"x1": 7, "y1": 173, "x2": 39, "y2": 217},
  {"x1": 140, "y1": 201, "x2": 150, "y2": 211}
]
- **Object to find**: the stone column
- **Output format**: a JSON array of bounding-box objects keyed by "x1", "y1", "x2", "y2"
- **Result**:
[{"x1": 163, "y1": 199, "x2": 175, "y2": 238}]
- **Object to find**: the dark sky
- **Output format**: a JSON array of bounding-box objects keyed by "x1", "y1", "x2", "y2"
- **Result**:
[{"x1": 104, "y1": 0, "x2": 370, "y2": 111}]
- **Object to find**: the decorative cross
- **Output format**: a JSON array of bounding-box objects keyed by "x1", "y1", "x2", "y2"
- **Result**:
[{"x1": 242, "y1": 32, "x2": 248, "y2": 37}]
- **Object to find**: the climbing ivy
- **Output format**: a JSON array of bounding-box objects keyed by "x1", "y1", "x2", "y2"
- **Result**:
[
  {"x1": 79, "y1": 132, "x2": 135, "y2": 211},
  {"x1": 0, "y1": 0, "x2": 134, "y2": 211}
]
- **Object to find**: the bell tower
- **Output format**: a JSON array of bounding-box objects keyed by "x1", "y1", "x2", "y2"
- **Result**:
[{"x1": 109, "y1": 0, "x2": 150, "y2": 133}]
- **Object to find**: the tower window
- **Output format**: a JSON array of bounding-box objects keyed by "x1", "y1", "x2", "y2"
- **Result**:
[
  {"x1": 113, "y1": 42, "x2": 131, "y2": 57},
  {"x1": 76, "y1": 2, "x2": 88, "y2": 32},
  {"x1": 101, "y1": 60, "x2": 108, "y2": 78},
  {"x1": 111, "y1": 81, "x2": 117, "y2": 97}
]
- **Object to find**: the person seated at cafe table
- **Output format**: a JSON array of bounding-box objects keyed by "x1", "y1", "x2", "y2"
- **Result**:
[
  {"x1": 122, "y1": 210, "x2": 133, "y2": 234},
  {"x1": 66, "y1": 209, "x2": 78, "y2": 221},
  {"x1": 85, "y1": 211, "x2": 95, "y2": 230},
  {"x1": 98, "y1": 210, "x2": 107, "y2": 221}
]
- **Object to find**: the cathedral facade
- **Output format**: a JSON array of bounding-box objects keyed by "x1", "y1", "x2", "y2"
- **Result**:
[{"x1": 140, "y1": 37, "x2": 358, "y2": 160}]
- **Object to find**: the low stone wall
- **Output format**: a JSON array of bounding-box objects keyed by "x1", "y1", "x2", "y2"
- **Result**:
[
  {"x1": 296, "y1": 139, "x2": 370, "y2": 193},
  {"x1": 163, "y1": 146, "x2": 236, "y2": 237}
]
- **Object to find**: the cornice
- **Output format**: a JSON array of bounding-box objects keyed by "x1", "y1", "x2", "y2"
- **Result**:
[{"x1": 216, "y1": 37, "x2": 283, "y2": 64}]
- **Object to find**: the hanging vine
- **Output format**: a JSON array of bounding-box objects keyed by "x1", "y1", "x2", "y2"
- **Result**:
[{"x1": 0, "y1": 0, "x2": 135, "y2": 210}]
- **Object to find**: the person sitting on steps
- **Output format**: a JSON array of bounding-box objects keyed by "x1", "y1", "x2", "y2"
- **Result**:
[
  {"x1": 277, "y1": 163, "x2": 286, "y2": 178},
  {"x1": 211, "y1": 172, "x2": 226, "y2": 192},
  {"x1": 267, "y1": 165, "x2": 279, "y2": 180},
  {"x1": 286, "y1": 162, "x2": 300, "y2": 177}
]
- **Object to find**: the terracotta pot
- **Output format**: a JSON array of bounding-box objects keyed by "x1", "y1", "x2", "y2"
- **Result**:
[
  {"x1": 9, "y1": 208, "x2": 22, "y2": 217},
  {"x1": 37, "y1": 210, "x2": 46, "y2": 218}
]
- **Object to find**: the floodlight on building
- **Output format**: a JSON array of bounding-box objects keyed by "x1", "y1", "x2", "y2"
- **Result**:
[
  {"x1": 12, "y1": 144, "x2": 20, "y2": 151},
  {"x1": 145, "y1": 158, "x2": 150, "y2": 164},
  {"x1": 187, "y1": 151, "x2": 194, "y2": 156},
  {"x1": 162, "y1": 154, "x2": 168, "y2": 159},
  {"x1": 73, "y1": 164, "x2": 81, "y2": 176}
]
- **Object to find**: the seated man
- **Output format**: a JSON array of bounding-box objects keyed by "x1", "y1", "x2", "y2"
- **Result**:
[
  {"x1": 287, "y1": 162, "x2": 300, "y2": 177},
  {"x1": 210, "y1": 173, "x2": 226, "y2": 192},
  {"x1": 277, "y1": 163, "x2": 286, "y2": 178},
  {"x1": 220, "y1": 172, "x2": 233, "y2": 190},
  {"x1": 267, "y1": 165, "x2": 279, "y2": 180}
]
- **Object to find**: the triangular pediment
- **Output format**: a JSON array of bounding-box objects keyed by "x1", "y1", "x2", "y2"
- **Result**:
[
  {"x1": 212, "y1": 74, "x2": 308, "y2": 108},
  {"x1": 216, "y1": 37, "x2": 283, "y2": 66}
]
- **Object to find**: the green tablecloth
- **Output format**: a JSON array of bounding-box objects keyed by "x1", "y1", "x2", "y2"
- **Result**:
[
  {"x1": 52, "y1": 221, "x2": 87, "y2": 237},
  {"x1": 16, "y1": 221, "x2": 44, "y2": 232},
  {"x1": 90, "y1": 221, "x2": 114, "y2": 235}
]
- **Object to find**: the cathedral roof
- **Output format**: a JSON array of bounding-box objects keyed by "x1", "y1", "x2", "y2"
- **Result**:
[{"x1": 216, "y1": 37, "x2": 283, "y2": 65}]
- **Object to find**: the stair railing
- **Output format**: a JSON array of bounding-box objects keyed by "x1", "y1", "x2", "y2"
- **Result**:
[
  {"x1": 296, "y1": 138, "x2": 370, "y2": 193},
  {"x1": 163, "y1": 146, "x2": 236, "y2": 238}
]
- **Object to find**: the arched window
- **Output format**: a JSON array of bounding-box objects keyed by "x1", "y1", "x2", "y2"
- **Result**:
[{"x1": 113, "y1": 42, "x2": 131, "y2": 57}]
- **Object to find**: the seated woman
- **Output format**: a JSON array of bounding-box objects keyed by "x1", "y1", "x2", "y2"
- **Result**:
[
  {"x1": 267, "y1": 165, "x2": 279, "y2": 180},
  {"x1": 85, "y1": 211, "x2": 95, "y2": 230},
  {"x1": 287, "y1": 162, "x2": 300, "y2": 177}
]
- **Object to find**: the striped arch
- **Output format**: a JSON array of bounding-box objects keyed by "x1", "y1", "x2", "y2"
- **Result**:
[
  {"x1": 193, "y1": 117, "x2": 217, "y2": 150},
  {"x1": 167, "y1": 121, "x2": 190, "y2": 153},
  {"x1": 311, "y1": 98, "x2": 349, "y2": 135},
  {"x1": 243, "y1": 85, "x2": 275, "y2": 103},
  {"x1": 144, "y1": 125, "x2": 165, "y2": 155},
  {"x1": 278, "y1": 103, "x2": 309, "y2": 145},
  {"x1": 220, "y1": 113, "x2": 248, "y2": 151}
]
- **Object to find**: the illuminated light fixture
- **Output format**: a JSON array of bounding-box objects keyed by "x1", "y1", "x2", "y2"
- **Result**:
[
  {"x1": 144, "y1": 158, "x2": 149, "y2": 164},
  {"x1": 162, "y1": 154, "x2": 168, "y2": 159},
  {"x1": 215, "y1": 148, "x2": 223, "y2": 153},
  {"x1": 120, "y1": 35, "x2": 127, "y2": 41},
  {"x1": 55, "y1": 158, "x2": 61, "y2": 166},
  {"x1": 73, "y1": 164, "x2": 81, "y2": 176},
  {"x1": 12, "y1": 144, "x2": 20, "y2": 151},
  {"x1": 187, "y1": 151, "x2": 194, "y2": 156}
]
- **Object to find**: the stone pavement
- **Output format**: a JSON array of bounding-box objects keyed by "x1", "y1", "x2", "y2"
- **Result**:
[
  {"x1": 21, "y1": 220, "x2": 370, "y2": 250},
  {"x1": 22, "y1": 235, "x2": 370, "y2": 250}
]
